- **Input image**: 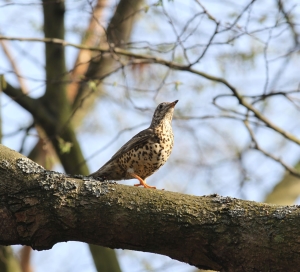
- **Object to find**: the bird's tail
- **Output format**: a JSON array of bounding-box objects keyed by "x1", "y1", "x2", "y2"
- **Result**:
[{"x1": 88, "y1": 163, "x2": 118, "y2": 181}]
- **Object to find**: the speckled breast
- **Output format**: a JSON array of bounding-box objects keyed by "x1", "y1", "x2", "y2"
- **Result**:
[{"x1": 118, "y1": 127, "x2": 174, "y2": 179}]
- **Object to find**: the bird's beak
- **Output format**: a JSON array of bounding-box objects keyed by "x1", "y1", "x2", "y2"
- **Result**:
[{"x1": 170, "y1": 100, "x2": 179, "y2": 108}]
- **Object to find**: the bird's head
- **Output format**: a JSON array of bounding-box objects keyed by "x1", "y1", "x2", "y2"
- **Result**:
[{"x1": 150, "y1": 100, "x2": 178, "y2": 127}]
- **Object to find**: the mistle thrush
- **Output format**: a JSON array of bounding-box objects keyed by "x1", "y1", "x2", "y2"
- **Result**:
[{"x1": 89, "y1": 100, "x2": 178, "y2": 189}]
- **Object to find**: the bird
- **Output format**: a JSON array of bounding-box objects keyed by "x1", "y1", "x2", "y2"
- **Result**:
[{"x1": 89, "y1": 100, "x2": 178, "y2": 189}]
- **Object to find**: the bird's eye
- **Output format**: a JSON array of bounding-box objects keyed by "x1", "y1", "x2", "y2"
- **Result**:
[{"x1": 159, "y1": 104, "x2": 163, "y2": 109}]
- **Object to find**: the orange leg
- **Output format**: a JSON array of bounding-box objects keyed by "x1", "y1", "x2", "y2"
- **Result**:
[{"x1": 129, "y1": 173, "x2": 156, "y2": 189}]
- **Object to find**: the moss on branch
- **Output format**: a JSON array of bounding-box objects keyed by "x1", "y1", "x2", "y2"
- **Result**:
[{"x1": 0, "y1": 145, "x2": 300, "y2": 271}]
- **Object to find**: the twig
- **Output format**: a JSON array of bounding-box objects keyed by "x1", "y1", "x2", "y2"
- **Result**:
[
  {"x1": 0, "y1": 40, "x2": 29, "y2": 94},
  {"x1": 1, "y1": 35, "x2": 300, "y2": 146},
  {"x1": 244, "y1": 120, "x2": 300, "y2": 178}
]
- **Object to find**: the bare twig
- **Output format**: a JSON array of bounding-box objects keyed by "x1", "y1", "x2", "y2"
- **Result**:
[
  {"x1": 0, "y1": 40, "x2": 29, "y2": 94},
  {"x1": 244, "y1": 120, "x2": 300, "y2": 178},
  {"x1": 277, "y1": 0, "x2": 299, "y2": 45},
  {"x1": 1, "y1": 35, "x2": 300, "y2": 146}
]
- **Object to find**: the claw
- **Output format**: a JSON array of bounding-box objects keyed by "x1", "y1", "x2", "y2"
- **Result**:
[{"x1": 130, "y1": 173, "x2": 156, "y2": 189}]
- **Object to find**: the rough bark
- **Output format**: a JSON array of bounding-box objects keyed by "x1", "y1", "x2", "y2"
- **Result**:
[{"x1": 1, "y1": 144, "x2": 300, "y2": 272}]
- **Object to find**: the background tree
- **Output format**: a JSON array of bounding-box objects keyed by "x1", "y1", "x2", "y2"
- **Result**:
[{"x1": 1, "y1": 0, "x2": 300, "y2": 271}]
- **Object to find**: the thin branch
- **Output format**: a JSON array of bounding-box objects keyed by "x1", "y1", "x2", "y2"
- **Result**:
[
  {"x1": 0, "y1": 40, "x2": 29, "y2": 94},
  {"x1": 176, "y1": 115, "x2": 262, "y2": 126},
  {"x1": 277, "y1": 0, "x2": 299, "y2": 45},
  {"x1": 219, "y1": 0, "x2": 257, "y2": 33},
  {"x1": 190, "y1": 21, "x2": 220, "y2": 65},
  {"x1": 195, "y1": 0, "x2": 218, "y2": 23},
  {"x1": 1, "y1": 35, "x2": 300, "y2": 146},
  {"x1": 244, "y1": 120, "x2": 300, "y2": 177}
]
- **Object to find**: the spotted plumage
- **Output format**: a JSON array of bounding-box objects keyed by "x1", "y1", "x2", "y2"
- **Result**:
[{"x1": 89, "y1": 100, "x2": 178, "y2": 189}]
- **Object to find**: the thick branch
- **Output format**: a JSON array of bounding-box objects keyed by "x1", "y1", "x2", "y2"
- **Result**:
[
  {"x1": 1, "y1": 144, "x2": 300, "y2": 272},
  {"x1": 2, "y1": 82, "x2": 54, "y2": 125},
  {"x1": 42, "y1": 0, "x2": 69, "y2": 112},
  {"x1": 106, "y1": 0, "x2": 142, "y2": 45},
  {"x1": 2, "y1": 75, "x2": 88, "y2": 178},
  {"x1": 72, "y1": 0, "x2": 143, "y2": 112},
  {"x1": 67, "y1": 0, "x2": 107, "y2": 103}
]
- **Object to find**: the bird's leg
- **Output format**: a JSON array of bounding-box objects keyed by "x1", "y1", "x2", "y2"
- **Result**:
[{"x1": 129, "y1": 173, "x2": 156, "y2": 189}]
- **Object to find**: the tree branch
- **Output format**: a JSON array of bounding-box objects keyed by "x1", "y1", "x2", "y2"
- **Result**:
[
  {"x1": 1, "y1": 144, "x2": 300, "y2": 272},
  {"x1": 1, "y1": 82, "x2": 55, "y2": 125},
  {"x1": 72, "y1": 0, "x2": 144, "y2": 113},
  {"x1": 244, "y1": 119, "x2": 300, "y2": 177},
  {"x1": 0, "y1": 40, "x2": 29, "y2": 94},
  {"x1": 67, "y1": 0, "x2": 107, "y2": 103},
  {"x1": 42, "y1": 0, "x2": 70, "y2": 120},
  {"x1": 1, "y1": 35, "x2": 300, "y2": 146}
]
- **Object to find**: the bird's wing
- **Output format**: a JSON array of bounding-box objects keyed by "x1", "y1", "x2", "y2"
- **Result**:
[{"x1": 104, "y1": 127, "x2": 158, "y2": 164}]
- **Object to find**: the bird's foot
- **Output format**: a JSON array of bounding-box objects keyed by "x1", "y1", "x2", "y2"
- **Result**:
[
  {"x1": 130, "y1": 173, "x2": 156, "y2": 189},
  {"x1": 134, "y1": 182, "x2": 156, "y2": 189}
]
